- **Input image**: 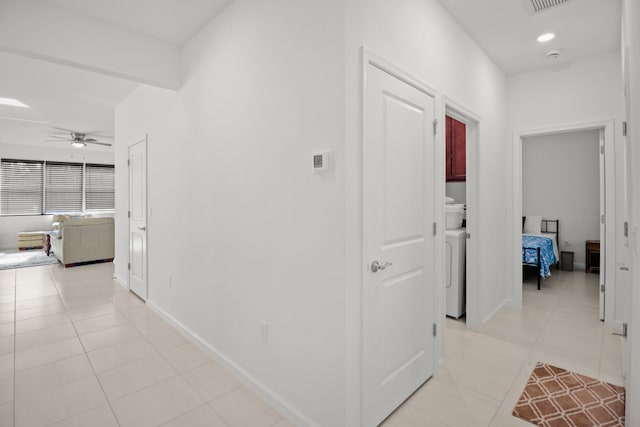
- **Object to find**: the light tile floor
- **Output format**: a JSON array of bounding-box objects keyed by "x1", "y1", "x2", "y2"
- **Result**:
[
  {"x1": 383, "y1": 268, "x2": 624, "y2": 427},
  {"x1": 0, "y1": 262, "x2": 623, "y2": 427},
  {"x1": 0, "y1": 262, "x2": 294, "y2": 427}
]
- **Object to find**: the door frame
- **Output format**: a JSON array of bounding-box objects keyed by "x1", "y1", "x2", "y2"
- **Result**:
[
  {"x1": 361, "y1": 47, "x2": 443, "y2": 424},
  {"x1": 128, "y1": 135, "x2": 148, "y2": 300},
  {"x1": 443, "y1": 98, "x2": 481, "y2": 331},
  {"x1": 510, "y1": 120, "x2": 616, "y2": 327}
]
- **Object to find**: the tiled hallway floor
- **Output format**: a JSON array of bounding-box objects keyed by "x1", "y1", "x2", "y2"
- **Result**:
[
  {"x1": 383, "y1": 268, "x2": 624, "y2": 426},
  {"x1": 0, "y1": 262, "x2": 293, "y2": 427},
  {"x1": 0, "y1": 262, "x2": 623, "y2": 426}
]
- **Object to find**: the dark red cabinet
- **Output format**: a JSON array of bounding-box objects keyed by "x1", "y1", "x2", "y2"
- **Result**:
[{"x1": 446, "y1": 116, "x2": 466, "y2": 182}]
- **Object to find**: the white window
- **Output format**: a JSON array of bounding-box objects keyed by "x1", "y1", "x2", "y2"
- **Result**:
[
  {"x1": 45, "y1": 162, "x2": 83, "y2": 214},
  {"x1": 0, "y1": 158, "x2": 115, "y2": 216},
  {"x1": 86, "y1": 164, "x2": 115, "y2": 211},
  {"x1": 0, "y1": 159, "x2": 44, "y2": 216}
]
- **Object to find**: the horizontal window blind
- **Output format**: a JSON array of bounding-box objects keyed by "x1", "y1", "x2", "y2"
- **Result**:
[
  {"x1": 45, "y1": 162, "x2": 83, "y2": 214},
  {"x1": 86, "y1": 164, "x2": 115, "y2": 211},
  {"x1": 1, "y1": 159, "x2": 44, "y2": 216}
]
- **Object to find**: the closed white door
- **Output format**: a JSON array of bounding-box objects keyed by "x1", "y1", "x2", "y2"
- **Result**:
[
  {"x1": 363, "y1": 63, "x2": 437, "y2": 426},
  {"x1": 129, "y1": 138, "x2": 147, "y2": 300}
]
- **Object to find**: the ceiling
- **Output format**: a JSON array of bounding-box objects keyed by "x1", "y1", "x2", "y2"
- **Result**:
[
  {"x1": 0, "y1": 52, "x2": 137, "y2": 152},
  {"x1": 435, "y1": 0, "x2": 622, "y2": 75},
  {"x1": 0, "y1": 0, "x2": 230, "y2": 153},
  {"x1": 0, "y1": 0, "x2": 623, "y2": 153},
  {"x1": 41, "y1": 0, "x2": 232, "y2": 45}
]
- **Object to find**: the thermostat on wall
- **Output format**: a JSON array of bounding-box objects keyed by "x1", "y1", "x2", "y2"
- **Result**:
[{"x1": 312, "y1": 150, "x2": 332, "y2": 173}]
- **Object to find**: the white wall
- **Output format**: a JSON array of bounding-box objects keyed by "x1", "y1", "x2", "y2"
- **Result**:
[
  {"x1": 446, "y1": 182, "x2": 466, "y2": 204},
  {"x1": 522, "y1": 130, "x2": 600, "y2": 268},
  {"x1": 0, "y1": 142, "x2": 113, "y2": 250},
  {"x1": 115, "y1": 1, "x2": 345, "y2": 425},
  {"x1": 344, "y1": 0, "x2": 509, "y2": 424}
]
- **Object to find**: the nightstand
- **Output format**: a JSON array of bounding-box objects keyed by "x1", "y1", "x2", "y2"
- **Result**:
[{"x1": 586, "y1": 240, "x2": 600, "y2": 273}]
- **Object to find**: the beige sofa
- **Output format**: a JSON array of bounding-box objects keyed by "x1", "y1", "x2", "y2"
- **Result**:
[{"x1": 51, "y1": 216, "x2": 115, "y2": 267}]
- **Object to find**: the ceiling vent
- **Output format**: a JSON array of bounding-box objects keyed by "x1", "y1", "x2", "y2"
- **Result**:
[{"x1": 523, "y1": 0, "x2": 575, "y2": 14}]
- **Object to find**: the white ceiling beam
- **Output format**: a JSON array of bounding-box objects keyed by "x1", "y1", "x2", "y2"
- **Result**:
[{"x1": 0, "y1": 0, "x2": 181, "y2": 90}]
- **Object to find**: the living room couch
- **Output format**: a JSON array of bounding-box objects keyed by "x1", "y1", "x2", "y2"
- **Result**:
[{"x1": 50, "y1": 216, "x2": 115, "y2": 267}]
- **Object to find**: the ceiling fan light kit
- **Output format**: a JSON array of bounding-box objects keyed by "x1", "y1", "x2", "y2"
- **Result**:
[{"x1": 46, "y1": 129, "x2": 113, "y2": 148}]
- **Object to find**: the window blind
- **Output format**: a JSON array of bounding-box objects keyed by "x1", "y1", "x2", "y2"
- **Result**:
[
  {"x1": 0, "y1": 159, "x2": 44, "y2": 216},
  {"x1": 45, "y1": 162, "x2": 83, "y2": 214},
  {"x1": 86, "y1": 164, "x2": 115, "y2": 211}
]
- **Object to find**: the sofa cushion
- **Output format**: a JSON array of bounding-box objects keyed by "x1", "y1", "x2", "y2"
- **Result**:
[{"x1": 62, "y1": 217, "x2": 114, "y2": 226}]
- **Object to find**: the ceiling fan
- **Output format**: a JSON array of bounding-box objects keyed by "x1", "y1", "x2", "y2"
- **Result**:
[{"x1": 47, "y1": 129, "x2": 113, "y2": 148}]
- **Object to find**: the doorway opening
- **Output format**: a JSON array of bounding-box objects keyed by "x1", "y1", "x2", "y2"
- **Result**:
[
  {"x1": 443, "y1": 101, "x2": 480, "y2": 330},
  {"x1": 521, "y1": 129, "x2": 602, "y2": 317},
  {"x1": 511, "y1": 121, "x2": 615, "y2": 325}
]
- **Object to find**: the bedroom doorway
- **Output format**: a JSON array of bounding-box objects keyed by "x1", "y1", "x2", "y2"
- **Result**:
[
  {"x1": 512, "y1": 121, "x2": 615, "y2": 324},
  {"x1": 443, "y1": 100, "x2": 480, "y2": 329}
]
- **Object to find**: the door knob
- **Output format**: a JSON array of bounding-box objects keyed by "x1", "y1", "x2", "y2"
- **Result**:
[
  {"x1": 371, "y1": 260, "x2": 392, "y2": 273},
  {"x1": 137, "y1": 226, "x2": 146, "y2": 231}
]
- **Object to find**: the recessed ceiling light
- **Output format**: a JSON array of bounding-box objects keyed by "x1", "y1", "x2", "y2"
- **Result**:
[
  {"x1": 0, "y1": 97, "x2": 29, "y2": 108},
  {"x1": 537, "y1": 33, "x2": 555, "y2": 43}
]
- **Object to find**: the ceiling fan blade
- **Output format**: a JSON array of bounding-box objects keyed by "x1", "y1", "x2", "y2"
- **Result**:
[
  {"x1": 50, "y1": 126, "x2": 75, "y2": 133},
  {"x1": 84, "y1": 138, "x2": 98, "y2": 142},
  {"x1": 85, "y1": 141, "x2": 112, "y2": 147},
  {"x1": 47, "y1": 135, "x2": 70, "y2": 140},
  {"x1": 46, "y1": 139, "x2": 69, "y2": 142},
  {"x1": 0, "y1": 116, "x2": 49, "y2": 125}
]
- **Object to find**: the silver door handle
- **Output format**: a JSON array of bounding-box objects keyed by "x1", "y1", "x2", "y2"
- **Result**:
[
  {"x1": 371, "y1": 260, "x2": 392, "y2": 273},
  {"x1": 137, "y1": 226, "x2": 146, "y2": 231}
]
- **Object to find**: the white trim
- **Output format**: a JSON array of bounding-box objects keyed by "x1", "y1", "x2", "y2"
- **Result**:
[
  {"x1": 363, "y1": 48, "x2": 440, "y2": 98},
  {"x1": 443, "y1": 97, "x2": 482, "y2": 331},
  {"x1": 482, "y1": 298, "x2": 509, "y2": 326},
  {"x1": 146, "y1": 301, "x2": 317, "y2": 427},
  {"x1": 511, "y1": 120, "x2": 617, "y2": 328},
  {"x1": 112, "y1": 274, "x2": 128, "y2": 289}
]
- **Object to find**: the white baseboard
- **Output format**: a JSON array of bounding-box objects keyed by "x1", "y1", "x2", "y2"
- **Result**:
[
  {"x1": 146, "y1": 300, "x2": 316, "y2": 427},
  {"x1": 112, "y1": 275, "x2": 128, "y2": 289},
  {"x1": 482, "y1": 299, "x2": 509, "y2": 328}
]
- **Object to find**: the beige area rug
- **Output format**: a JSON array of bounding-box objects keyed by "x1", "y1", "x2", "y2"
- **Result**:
[{"x1": 512, "y1": 362, "x2": 625, "y2": 427}]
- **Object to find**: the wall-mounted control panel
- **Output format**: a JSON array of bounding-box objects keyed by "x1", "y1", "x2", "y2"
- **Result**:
[{"x1": 312, "y1": 150, "x2": 332, "y2": 173}]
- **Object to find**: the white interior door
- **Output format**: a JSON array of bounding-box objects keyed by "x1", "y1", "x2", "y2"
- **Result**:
[
  {"x1": 363, "y1": 63, "x2": 437, "y2": 426},
  {"x1": 599, "y1": 130, "x2": 605, "y2": 320},
  {"x1": 129, "y1": 138, "x2": 147, "y2": 300}
]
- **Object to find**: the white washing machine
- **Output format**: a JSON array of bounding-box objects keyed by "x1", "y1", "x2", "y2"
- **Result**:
[{"x1": 445, "y1": 228, "x2": 466, "y2": 318}]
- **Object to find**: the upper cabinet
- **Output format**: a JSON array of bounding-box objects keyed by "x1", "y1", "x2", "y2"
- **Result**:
[{"x1": 446, "y1": 116, "x2": 466, "y2": 182}]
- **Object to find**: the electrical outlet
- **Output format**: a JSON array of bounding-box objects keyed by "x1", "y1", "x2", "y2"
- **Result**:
[{"x1": 260, "y1": 321, "x2": 269, "y2": 343}]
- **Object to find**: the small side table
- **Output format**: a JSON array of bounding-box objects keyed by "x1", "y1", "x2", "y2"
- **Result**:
[
  {"x1": 586, "y1": 240, "x2": 600, "y2": 273},
  {"x1": 43, "y1": 232, "x2": 51, "y2": 256}
]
